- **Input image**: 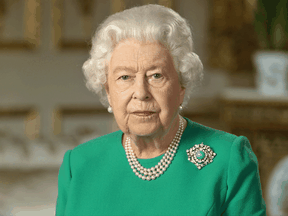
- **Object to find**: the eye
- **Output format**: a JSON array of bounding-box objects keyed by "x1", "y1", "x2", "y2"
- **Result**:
[
  {"x1": 152, "y1": 73, "x2": 162, "y2": 79},
  {"x1": 120, "y1": 75, "x2": 130, "y2": 80}
]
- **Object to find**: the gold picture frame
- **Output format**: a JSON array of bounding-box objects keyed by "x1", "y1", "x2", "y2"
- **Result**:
[{"x1": 0, "y1": 0, "x2": 41, "y2": 50}]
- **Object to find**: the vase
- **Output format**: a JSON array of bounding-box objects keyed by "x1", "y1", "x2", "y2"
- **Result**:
[{"x1": 253, "y1": 51, "x2": 288, "y2": 96}]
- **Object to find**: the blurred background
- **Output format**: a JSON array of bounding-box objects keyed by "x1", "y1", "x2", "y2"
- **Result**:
[{"x1": 0, "y1": 0, "x2": 288, "y2": 215}]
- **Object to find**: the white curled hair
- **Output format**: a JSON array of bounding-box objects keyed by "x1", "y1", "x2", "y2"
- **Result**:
[{"x1": 82, "y1": 4, "x2": 204, "y2": 109}]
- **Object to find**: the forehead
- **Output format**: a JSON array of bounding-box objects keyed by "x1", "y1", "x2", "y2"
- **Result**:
[{"x1": 110, "y1": 39, "x2": 170, "y2": 66}]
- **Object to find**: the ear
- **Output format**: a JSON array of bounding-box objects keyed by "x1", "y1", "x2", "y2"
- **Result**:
[
  {"x1": 104, "y1": 83, "x2": 111, "y2": 106},
  {"x1": 179, "y1": 86, "x2": 186, "y2": 104}
]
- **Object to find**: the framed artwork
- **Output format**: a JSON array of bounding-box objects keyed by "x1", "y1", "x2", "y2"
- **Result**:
[
  {"x1": 208, "y1": 0, "x2": 258, "y2": 73},
  {"x1": 52, "y1": 106, "x2": 119, "y2": 144},
  {"x1": 0, "y1": 0, "x2": 41, "y2": 50}
]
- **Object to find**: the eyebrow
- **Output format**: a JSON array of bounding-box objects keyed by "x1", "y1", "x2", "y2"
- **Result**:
[
  {"x1": 112, "y1": 65, "x2": 163, "y2": 74},
  {"x1": 112, "y1": 66, "x2": 136, "y2": 74}
]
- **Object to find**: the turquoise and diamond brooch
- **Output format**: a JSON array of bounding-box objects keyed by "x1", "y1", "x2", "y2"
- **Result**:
[{"x1": 186, "y1": 142, "x2": 216, "y2": 170}]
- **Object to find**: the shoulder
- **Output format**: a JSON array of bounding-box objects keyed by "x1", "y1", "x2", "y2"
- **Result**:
[
  {"x1": 67, "y1": 130, "x2": 122, "y2": 164},
  {"x1": 184, "y1": 117, "x2": 239, "y2": 147},
  {"x1": 183, "y1": 117, "x2": 253, "y2": 168},
  {"x1": 74, "y1": 129, "x2": 122, "y2": 151}
]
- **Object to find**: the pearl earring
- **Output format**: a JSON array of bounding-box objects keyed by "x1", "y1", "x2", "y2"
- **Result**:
[
  {"x1": 179, "y1": 105, "x2": 183, "y2": 111},
  {"x1": 108, "y1": 106, "x2": 113, "y2": 113}
]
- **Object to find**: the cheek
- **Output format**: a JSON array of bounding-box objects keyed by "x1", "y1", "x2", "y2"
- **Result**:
[
  {"x1": 162, "y1": 83, "x2": 179, "y2": 99},
  {"x1": 153, "y1": 87, "x2": 175, "y2": 110},
  {"x1": 162, "y1": 85, "x2": 181, "y2": 109},
  {"x1": 110, "y1": 89, "x2": 131, "y2": 113}
]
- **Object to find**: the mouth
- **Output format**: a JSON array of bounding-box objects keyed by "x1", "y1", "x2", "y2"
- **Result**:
[{"x1": 133, "y1": 112, "x2": 155, "y2": 116}]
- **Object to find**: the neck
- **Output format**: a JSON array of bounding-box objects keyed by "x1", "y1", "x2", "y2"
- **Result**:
[{"x1": 122, "y1": 115, "x2": 187, "y2": 159}]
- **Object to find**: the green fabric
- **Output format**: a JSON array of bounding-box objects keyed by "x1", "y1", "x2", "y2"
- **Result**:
[{"x1": 56, "y1": 117, "x2": 267, "y2": 216}]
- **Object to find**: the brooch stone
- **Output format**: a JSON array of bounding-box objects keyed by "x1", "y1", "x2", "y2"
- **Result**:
[{"x1": 186, "y1": 142, "x2": 216, "y2": 170}]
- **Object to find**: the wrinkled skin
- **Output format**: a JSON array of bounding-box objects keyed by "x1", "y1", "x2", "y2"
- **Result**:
[{"x1": 105, "y1": 38, "x2": 187, "y2": 159}]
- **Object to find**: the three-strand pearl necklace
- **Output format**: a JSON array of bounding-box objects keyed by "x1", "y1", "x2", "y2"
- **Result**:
[{"x1": 124, "y1": 115, "x2": 185, "y2": 181}]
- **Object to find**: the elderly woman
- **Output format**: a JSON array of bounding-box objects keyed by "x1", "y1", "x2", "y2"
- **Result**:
[{"x1": 56, "y1": 4, "x2": 266, "y2": 216}]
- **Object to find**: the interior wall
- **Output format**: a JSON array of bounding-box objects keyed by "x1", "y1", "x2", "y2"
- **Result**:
[
  {"x1": 0, "y1": 1, "x2": 262, "y2": 215},
  {"x1": 0, "y1": 0, "x2": 240, "y2": 138}
]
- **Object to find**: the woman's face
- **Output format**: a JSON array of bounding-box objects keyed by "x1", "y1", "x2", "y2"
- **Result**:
[{"x1": 105, "y1": 38, "x2": 185, "y2": 138}]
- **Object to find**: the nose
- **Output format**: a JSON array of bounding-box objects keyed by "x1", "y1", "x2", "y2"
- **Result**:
[{"x1": 132, "y1": 76, "x2": 151, "y2": 100}]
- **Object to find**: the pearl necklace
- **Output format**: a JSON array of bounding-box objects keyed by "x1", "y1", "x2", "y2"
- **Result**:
[{"x1": 124, "y1": 115, "x2": 185, "y2": 181}]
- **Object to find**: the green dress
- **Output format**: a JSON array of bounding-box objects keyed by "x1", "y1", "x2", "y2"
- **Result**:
[{"x1": 56, "y1": 117, "x2": 267, "y2": 216}]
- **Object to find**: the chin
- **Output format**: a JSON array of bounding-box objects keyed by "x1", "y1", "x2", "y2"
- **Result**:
[{"x1": 129, "y1": 124, "x2": 160, "y2": 137}]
